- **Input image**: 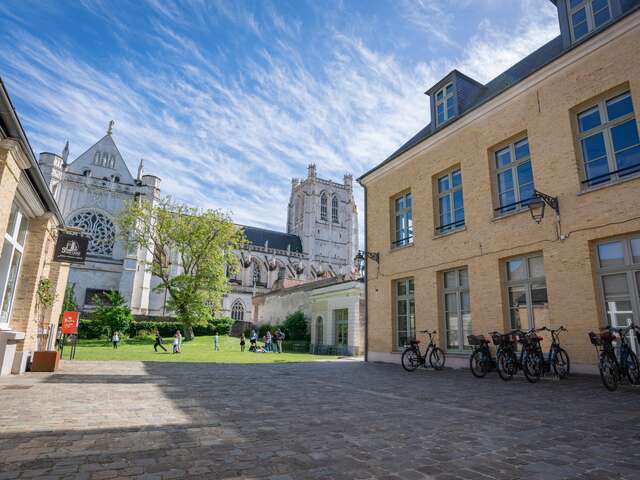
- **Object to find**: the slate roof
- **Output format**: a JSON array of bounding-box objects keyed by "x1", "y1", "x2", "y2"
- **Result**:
[
  {"x1": 358, "y1": 35, "x2": 565, "y2": 181},
  {"x1": 240, "y1": 225, "x2": 303, "y2": 253}
]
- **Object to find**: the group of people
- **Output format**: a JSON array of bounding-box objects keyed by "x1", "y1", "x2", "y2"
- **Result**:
[
  {"x1": 153, "y1": 330, "x2": 182, "y2": 353},
  {"x1": 245, "y1": 328, "x2": 285, "y2": 353}
]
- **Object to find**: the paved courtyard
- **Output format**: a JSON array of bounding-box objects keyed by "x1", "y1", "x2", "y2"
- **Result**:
[{"x1": 1, "y1": 360, "x2": 640, "y2": 480}]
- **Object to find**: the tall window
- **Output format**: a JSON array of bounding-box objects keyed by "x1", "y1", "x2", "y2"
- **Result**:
[
  {"x1": 68, "y1": 210, "x2": 115, "y2": 257},
  {"x1": 504, "y1": 254, "x2": 548, "y2": 330},
  {"x1": 295, "y1": 195, "x2": 304, "y2": 222},
  {"x1": 395, "y1": 278, "x2": 415, "y2": 348},
  {"x1": 252, "y1": 260, "x2": 262, "y2": 286},
  {"x1": 334, "y1": 309, "x2": 348, "y2": 346},
  {"x1": 0, "y1": 203, "x2": 28, "y2": 328},
  {"x1": 443, "y1": 268, "x2": 471, "y2": 351},
  {"x1": 569, "y1": 0, "x2": 611, "y2": 42},
  {"x1": 596, "y1": 235, "x2": 640, "y2": 329},
  {"x1": 435, "y1": 83, "x2": 455, "y2": 126},
  {"x1": 231, "y1": 300, "x2": 245, "y2": 321},
  {"x1": 320, "y1": 193, "x2": 328, "y2": 221},
  {"x1": 578, "y1": 91, "x2": 640, "y2": 187},
  {"x1": 495, "y1": 138, "x2": 535, "y2": 215},
  {"x1": 436, "y1": 169, "x2": 464, "y2": 233},
  {"x1": 315, "y1": 316, "x2": 324, "y2": 345},
  {"x1": 393, "y1": 192, "x2": 413, "y2": 247},
  {"x1": 331, "y1": 195, "x2": 339, "y2": 223}
]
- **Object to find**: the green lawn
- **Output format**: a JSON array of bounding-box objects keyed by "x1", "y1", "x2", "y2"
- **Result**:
[{"x1": 64, "y1": 335, "x2": 339, "y2": 363}]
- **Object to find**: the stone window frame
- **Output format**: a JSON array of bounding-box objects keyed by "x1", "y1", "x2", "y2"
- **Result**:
[
  {"x1": 442, "y1": 267, "x2": 472, "y2": 353},
  {"x1": 434, "y1": 166, "x2": 465, "y2": 234},
  {"x1": 391, "y1": 190, "x2": 413, "y2": 249},
  {"x1": 573, "y1": 87, "x2": 640, "y2": 189},
  {"x1": 333, "y1": 308, "x2": 348, "y2": 346},
  {"x1": 568, "y1": 0, "x2": 612, "y2": 42},
  {"x1": 435, "y1": 82, "x2": 456, "y2": 126},
  {"x1": 594, "y1": 234, "x2": 640, "y2": 330},
  {"x1": 491, "y1": 136, "x2": 536, "y2": 216},
  {"x1": 67, "y1": 210, "x2": 116, "y2": 258},
  {"x1": 320, "y1": 192, "x2": 328, "y2": 221},
  {"x1": 0, "y1": 202, "x2": 29, "y2": 329},
  {"x1": 394, "y1": 277, "x2": 415, "y2": 350},
  {"x1": 331, "y1": 194, "x2": 339, "y2": 223},
  {"x1": 502, "y1": 253, "x2": 547, "y2": 331},
  {"x1": 315, "y1": 316, "x2": 324, "y2": 345},
  {"x1": 231, "y1": 299, "x2": 245, "y2": 322}
]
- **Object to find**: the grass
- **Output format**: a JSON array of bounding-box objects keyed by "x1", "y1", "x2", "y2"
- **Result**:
[{"x1": 64, "y1": 335, "x2": 340, "y2": 364}]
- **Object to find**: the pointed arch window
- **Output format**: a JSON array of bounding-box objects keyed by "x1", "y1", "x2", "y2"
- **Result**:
[
  {"x1": 320, "y1": 193, "x2": 328, "y2": 221},
  {"x1": 331, "y1": 195, "x2": 339, "y2": 223},
  {"x1": 231, "y1": 300, "x2": 245, "y2": 321}
]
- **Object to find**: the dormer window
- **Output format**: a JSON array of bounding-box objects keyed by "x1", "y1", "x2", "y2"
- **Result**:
[
  {"x1": 569, "y1": 0, "x2": 611, "y2": 42},
  {"x1": 436, "y1": 83, "x2": 455, "y2": 126}
]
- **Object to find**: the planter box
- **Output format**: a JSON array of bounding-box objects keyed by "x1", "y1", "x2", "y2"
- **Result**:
[{"x1": 31, "y1": 351, "x2": 60, "y2": 372}]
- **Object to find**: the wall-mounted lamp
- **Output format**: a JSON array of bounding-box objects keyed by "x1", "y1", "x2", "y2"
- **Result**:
[
  {"x1": 355, "y1": 250, "x2": 379, "y2": 264},
  {"x1": 528, "y1": 190, "x2": 559, "y2": 224}
]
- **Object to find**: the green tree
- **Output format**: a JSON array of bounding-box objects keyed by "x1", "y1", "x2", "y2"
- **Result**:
[
  {"x1": 283, "y1": 310, "x2": 308, "y2": 341},
  {"x1": 61, "y1": 283, "x2": 78, "y2": 317},
  {"x1": 118, "y1": 198, "x2": 243, "y2": 339},
  {"x1": 94, "y1": 290, "x2": 133, "y2": 338}
]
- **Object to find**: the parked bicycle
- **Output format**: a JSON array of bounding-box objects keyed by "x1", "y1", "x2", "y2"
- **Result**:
[
  {"x1": 468, "y1": 334, "x2": 495, "y2": 378},
  {"x1": 491, "y1": 330, "x2": 519, "y2": 381},
  {"x1": 538, "y1": 326, "x2": 570, "y2": 379},
  {"x1": 401, "y1": 330, "x2": 446, "y2": 372},
  {"x1": 589, "y1": 324, "x2": 640, "y2": 391}
]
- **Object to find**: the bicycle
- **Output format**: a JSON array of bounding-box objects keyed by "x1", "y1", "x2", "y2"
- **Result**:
[
  {"x1": 589, "y1": 325, "x2": 640, "y2": 391},
  {"x1": 538, "y1": 326, "x2": 570, "y2": 379},
  {"x1": 518, "y1": 328, "x2": 545, "y2": 383},
  {"x1": 468, "y1": 334, "x2": 494, "y2": 378},
  {"x1": 401, "y1": 330, "x2": 446, "y2": 372},
  {"x1": 491, "y1": 330, "x2": 519, "y2": 381}
]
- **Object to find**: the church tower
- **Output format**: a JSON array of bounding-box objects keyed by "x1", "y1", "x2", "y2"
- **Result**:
[{"x1": 287, "y1": 164, "x2": 358, "y2": 276}]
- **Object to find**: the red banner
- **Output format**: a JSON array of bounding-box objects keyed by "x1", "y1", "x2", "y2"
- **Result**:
[{"x1": 61, "y1": 311, "x2": 80, "y2": 334}]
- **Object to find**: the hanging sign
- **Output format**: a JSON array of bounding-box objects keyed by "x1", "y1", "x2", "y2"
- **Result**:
[
  {"x1": 61, "y1": 311, "x2": 80, "y2": 334},
  {"x1": 54, "y1": 231, "x2": 89, "y2": 264}
]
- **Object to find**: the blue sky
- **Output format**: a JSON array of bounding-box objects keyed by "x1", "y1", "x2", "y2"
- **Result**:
[{"x1": 0, "y1": 0, "x2": 559, "y2": 238}]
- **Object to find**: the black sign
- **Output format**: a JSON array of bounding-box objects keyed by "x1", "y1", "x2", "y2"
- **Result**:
[{"x1": 54, "y1": 232, "x2": 89, "y2": 264}]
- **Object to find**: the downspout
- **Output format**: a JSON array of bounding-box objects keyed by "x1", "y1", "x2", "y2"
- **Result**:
[{"x1": 363, "y1": 184, "x2": 368, "y2": 362}]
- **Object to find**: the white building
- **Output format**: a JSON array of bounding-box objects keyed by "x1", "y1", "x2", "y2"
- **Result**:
[{"x1": 38, "y1": 127, "x2": 359, "y2": 321}]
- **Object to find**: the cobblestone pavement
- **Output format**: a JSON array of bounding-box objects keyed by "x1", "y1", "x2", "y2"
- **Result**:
[{"x1": 1, "y1": 360, "x2": 640, "y2": 480}]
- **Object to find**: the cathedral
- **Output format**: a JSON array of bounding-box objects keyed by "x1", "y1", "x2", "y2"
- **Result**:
[{"x1": 38, "y1": 125, "x2": 359, "y2": 323}]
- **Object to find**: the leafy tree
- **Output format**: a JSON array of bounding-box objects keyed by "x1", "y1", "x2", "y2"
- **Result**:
[
  {"x1": 283, "y1": 310, "x2": 308, "y2": 341},
  {"x1": 61, "y1": 283, "x2": 78, "y2": 317},
  {"x1": 94, "y1": 290, "x2": 133, "y2": 338},
  {"x1": 118, "y1": 198, "x2": 243, "y2": 339}
]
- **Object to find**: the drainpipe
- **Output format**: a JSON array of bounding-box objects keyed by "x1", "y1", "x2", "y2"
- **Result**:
[{"x1": 363, "y1": 185, "x2": 368, "y2": 362}]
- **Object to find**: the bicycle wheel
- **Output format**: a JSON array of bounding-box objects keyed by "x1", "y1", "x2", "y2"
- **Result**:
[
  {"x1": 401, "y1": 348, "x2": 420, "y2": 372},
  {"x1": 429, "y1": 347, "x2": 446, "y2": 370},
  {"x1": 497, "y1": 350, "x2": 516, "y2": 381},
  {"x1": 625, "y1": 350, "x2": 640, "y2": 386},
  {"x1": 552, "y1": 347, "x2": 571, "y2": 379},
  {"x1": 470, "y1": 350, "x2": 488, "y2": 378},
  {"x1": 523, "y1": 351, "x2": 543, "y2": 383},
  {"x1": 599, "y1": 352, "x2": 618, "y2": 391}
]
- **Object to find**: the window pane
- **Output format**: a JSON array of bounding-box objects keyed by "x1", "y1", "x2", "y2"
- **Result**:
[
  {"x1": 439, "y1": 196, "x2": 452, "y2": 226},
  {"x1": 451, "y1": 170, "x2": 462, "y2": 187},
  {"x1": 606, "y1": 92, "x2": 633, "y2": 121},
  {"x1": 460, "y1": 291, "x2": 470, "y2": 312},
  {"x1": 611, "y1": 120, "x2": 640, "y2": 174},
  {"x1": 531, "y1": 283, "x2": 549, "y2": 327},
  {"x1": 514, "y1": 138, "x2": 530, "y2": 160},
  {"x1": 582, "y1": 132, "x2": 607, "y2": 161},
  {"x1": 592, "y1": 0, "x2": 610, "y2": 27},
  {"x1": 462, "y1": 312, "x2": 472, "y2": 348},
  {"x1": 0, "y1": 248, "x2": 21, "y2": 324},
  {"x1": 507, "y1": 259, "x2": 527, "y2": 281},
  {"x1": 6, "y1": 204, "x2": 18, "y2": 239},
  {"x1": 397, "y1": 281, "x2": 406, "y2": 297},
  {"x1": 445, "y1": 84, "x2": 454, "y2": 96},
  {"x1": 445, "y1": 293, "x2": 459, "y2": 349},
  {"x1": 528, "y1": 256, "x2": 545, "y2": 278},
  {"x1": 405, "y1": 193, "x2": 412, "y2": 209},
  {"x1": 578, "y1": 106, "x2": 601, "y2": 132},
  {"x1": 631, "y1": 238, "x2": 640, "y2": 264},
  {"x1": 395, "y1": 197, "x2": 403, "y2": 211},
  {"x1": 444, "y1": 271, "x2": 457, "y2": 289},
  {"x1": 496, "y1": 147, "x2": 511, "y2": 168},
  {"x1": 447, "y1": 99, "x2": 455, "y2": 119},
  {"x1": 408, "y1": 279, "x2": 414, "y2": 295},
  {"x1": 445, "y1": 292, "x2": 458, "y2": 313},
  {"x1": 508, "y1": 286, "x2": 527, "y2": 330},
  {"x1": 602, "y1": 273, "x2": 629, "y2": 296},
  {"x1": 598, "y1": 241, "x2": 625, "y2": 268},
  {"x1": 453, "y1": 190, "x2": 464, "y2": 210},
  {"x1": 497, "y1": 170, "x2": 514, "y2": 195},
  {"x1": 570, "y1": 0, "x2": 583, "y2": 7},
  {"x1": 517, "y1": 161, "x2": 534, "y2": 201},
  {"x1": 499, "y1": 191, "x2": 516, "y2": 211},
  {"x1": 398, "y1": 299, "x2": 407, "y2": 316},
  {"x1": 437, "y1": 104, "x2": 445, "y2": 125},
  {"x1": 436, "y1": 90, "x2": 443, "y2": 101},
  {"x1": 605, "y1": 299, "x2": 634, "y2": 328},
  {"x1": 615, "y1": 146, "x2": 640, "y2": 177},
  {"x1": 438, "y1": 176, "x2": 450, "y2": 193},
  {"x1": 459, "y1": 269, "x2": 468, "y2": 288},
  {"x1": 572, "y1": 9, "x2": 589, "y2": 40}
]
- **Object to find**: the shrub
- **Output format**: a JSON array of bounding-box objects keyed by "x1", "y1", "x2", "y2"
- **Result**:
[
  {"x1": 94, "y1": 290, "x2": 133, "y2": 337},
  {"x1": 78, "y1": 319, "x2": 106, "y2": 339},
  {"x1": 283, "y1": 311, "x2": 308, "y2": 341}
]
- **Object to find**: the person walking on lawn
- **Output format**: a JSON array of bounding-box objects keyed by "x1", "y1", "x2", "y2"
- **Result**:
[
  {"x1": 213, "y1": 331, "x2": 219, "y2": 351},
  {"x1": 240, "y1": 334, "x2": 246, "y2": 352},
  {"x1": 172, "y1": 332, "x2": 180, "y2": 353},
  {"x1": 112, "y1": 331, "x2": 120, "y2": 349},
  {"x1": 275, "y1": 328, "x2": 285, "y2": 353},
  {"x1": 153, "y1": 330, "x2": 167, "y2": 352},
  {"x1": 250, "y1": 329, "x2": 257, "y2": 352}
]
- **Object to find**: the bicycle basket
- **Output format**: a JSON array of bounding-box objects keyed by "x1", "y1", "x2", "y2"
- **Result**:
[
  {"x1": 589, "y1": 331, "x2": 613, "y2": 346},
  {"x1": 467, "y1": 335, "x2": 486, "y2": 346},
  {"x1": 491, "y1": 333, "x2": 512, "y2": 347}
]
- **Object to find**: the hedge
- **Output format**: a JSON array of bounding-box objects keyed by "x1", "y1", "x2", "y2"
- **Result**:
[{"x1": 78, "y1": 317, "x2": 235, "y2": 339}]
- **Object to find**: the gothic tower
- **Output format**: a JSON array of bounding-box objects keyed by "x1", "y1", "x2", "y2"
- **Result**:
[{"x1": 287, "y1": 164, "x2": 358, "y2": 276}]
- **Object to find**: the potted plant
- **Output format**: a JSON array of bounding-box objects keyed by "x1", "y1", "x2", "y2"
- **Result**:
[{"x1": 31, "y1": 278, "x2": 60, "y2": 372}]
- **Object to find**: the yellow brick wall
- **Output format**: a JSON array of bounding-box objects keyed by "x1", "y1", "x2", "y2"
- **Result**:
[{"x1": 363, "y1": 18, "x2": 640, "y2": 367}]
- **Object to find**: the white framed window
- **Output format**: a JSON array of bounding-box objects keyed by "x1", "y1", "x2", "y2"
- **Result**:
[
  {"x1": 334, "y1": 309, "x2": 348, "y2": 346},
  {"x1": 494, "y1": 137, "x2": 535, "y2": 214},
  {"x1": 315, "y1": 316, "x2": 324, "y2": 345},
  {"x1": 0, "y1": 203, "x2": 29, "y2": 328},
  {"x1": 331, "y1": 195, "x2": 339, "y2": 223},
  {"x1": 436, "y1": 169, "x2": 464, "y2": 234},
  {"x1": 435, "y1": 83, "x2": 455, "y2": 126},
  {"x1": 320, "y1": 193, "x2": 328, "y2": 221},
  {"x1": 577, "y1": 91, "x2": 640, "y2": 187},
  {"x1": 504, "y1": 254, "x2": 548, "y2": 331},
  {"x1": 395, "y1": 278, "x2": 415, "y2": 348},
  {"x1": 569, "y1": 0, "x2": 612, "y2": 42},
  {"x1": 231, "y1": 300, "x2": 245, "y2": 321},
  {"x1": 443, "y1": 268, "x2": 472, "y2": 352},
  {"x1": 393, "y1": 192, "x2": 413, "y2": 248}
]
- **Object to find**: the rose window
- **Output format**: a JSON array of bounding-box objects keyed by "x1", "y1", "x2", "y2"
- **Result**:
[{"x1": 68, "y1": 211, "x2": 115, "y2": 257}]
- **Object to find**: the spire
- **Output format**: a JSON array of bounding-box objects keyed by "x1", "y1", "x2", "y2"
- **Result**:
[
  {"x1": 107, "y1": 120, "x2": 115, "y2": 135},
  {"x1": 137, "y1": 158, "x2": 145, "y2": 181},
  {"x1": 61, "y1": 140, "x2": 69, "y2": 164}
]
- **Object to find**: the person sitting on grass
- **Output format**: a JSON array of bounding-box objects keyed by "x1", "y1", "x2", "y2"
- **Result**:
[{"x1": 154, "y1": 330, "x2": 167, "y2": 352}]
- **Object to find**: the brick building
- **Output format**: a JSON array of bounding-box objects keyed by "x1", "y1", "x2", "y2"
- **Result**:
[
  {"x1": 0, "y1": 78, "x2": 69, "y2": 375},
  {"x1": 358, "y1": 0, "x2": 640, "y2": 371}
]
